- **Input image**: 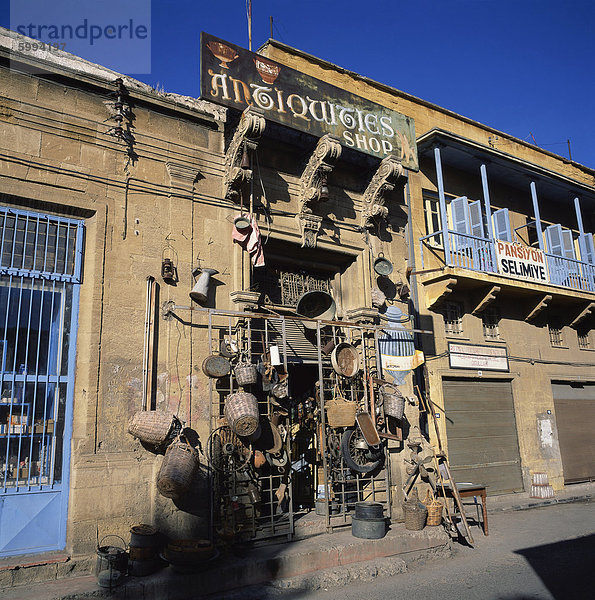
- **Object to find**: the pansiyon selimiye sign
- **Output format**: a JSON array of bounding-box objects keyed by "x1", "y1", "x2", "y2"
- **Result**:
[
  {"x1": 495, "y1": 240, "x2": 549, "y2": 284},
  {"x1": 200, "y1": 33, "x2": 418, "y2": 170}
]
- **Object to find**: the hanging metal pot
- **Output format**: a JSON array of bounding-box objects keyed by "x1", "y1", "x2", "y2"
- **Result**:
[
  {"x1": 233, "y1": 214, "x2": 251, "y2": 231},
  {"x1": 296, "y1": 290, "x2": 336, "y2": 329},
  {"x1": 202, "y1": 355, "x2": 231, "y2": 378},
  {"x1": 331, "y1": 342, "x2": 360, "y2": 378},
  {"x1": 373, "y1": 252, "x2": 393, "y2": 276}
]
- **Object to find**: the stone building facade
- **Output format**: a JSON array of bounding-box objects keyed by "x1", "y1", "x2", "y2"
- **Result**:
[
  {"x1": 261, "y1": 40, "x2": 595, "y2": 496},
  {"x1": 0, "y1": 25, "x2": 593, "y2": 571}
]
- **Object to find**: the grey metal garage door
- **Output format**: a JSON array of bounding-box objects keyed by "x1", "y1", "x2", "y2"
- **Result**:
[
  {"x1": 552, "y1": 383, "x2": 595, "y2": 483},
  {"x1": 443, "y1": 379, "x2": 524, "y2": 495}
]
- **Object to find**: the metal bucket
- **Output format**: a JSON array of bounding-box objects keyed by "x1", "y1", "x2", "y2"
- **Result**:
[
  {"x1": 224, "y1": 391, "x2": 260, "y2": 437},
  {"x1": 351, "y1": 516, "x2": 386, "y2": 539},
  {"x1": 95, "y1": 535, "x2": 128, "y2": 581},
  {"x1": 354, "y1": 501, "x2": 384, "y2": 520}
]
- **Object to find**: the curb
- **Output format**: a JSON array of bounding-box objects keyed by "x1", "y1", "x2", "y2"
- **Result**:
[{"x1": 488, "y1": 493, "x2": 593, "y2": 513}]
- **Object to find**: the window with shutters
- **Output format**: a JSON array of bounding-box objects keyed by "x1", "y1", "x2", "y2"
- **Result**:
[
  {"x1": 443, "y1": 301, "x2": 463, "y2": 335},
  {"x1": 482, "y1": 307, "x2": 500, "y2": 340},
  {"x1": 545, "y1": 224, "x2": 580, "y2": 285}
]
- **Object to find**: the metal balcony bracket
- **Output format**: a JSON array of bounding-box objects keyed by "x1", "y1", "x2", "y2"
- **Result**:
[
  {"x1": 525, "y1": 294, "x2": 552, "y2": 322},
  {"x1": 570, "y1": 302, "x2": 595, "y2": 328},
  {"x1": 471, "y1": 285, "x2": 501, "y2": 315},
  {"x1": 223, "y1": 107, "x2": 266, "y2": 202},
  {"x1": 361, "y1": 155, "x2": 405, "y2": 231},
  {"x1": 424, "y1": 277, "x2": 458, "y2": 309}
]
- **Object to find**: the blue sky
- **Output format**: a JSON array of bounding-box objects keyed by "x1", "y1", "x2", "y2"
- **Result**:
[{"x1": 2, "y1": 0, "x2": 594, "y2": 168}]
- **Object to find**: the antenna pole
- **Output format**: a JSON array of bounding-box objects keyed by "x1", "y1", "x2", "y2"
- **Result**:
[
  {"x1": 567, "y1": 139, "x2": 572, "y2": 161},
  {"x1": 248, "y1": 0, "x2": 252, "y2": 50},
  {"x1": 270, "y1": 15, "x2": 273, "y2": 39}
]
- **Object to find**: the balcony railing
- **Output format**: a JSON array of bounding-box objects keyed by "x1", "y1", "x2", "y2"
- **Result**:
[{"x1": 420, "y1": 230, "x2": 595, "y2": 294}]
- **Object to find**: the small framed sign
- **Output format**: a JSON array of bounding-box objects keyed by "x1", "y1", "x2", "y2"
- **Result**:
[{"x1": 448, "y1": 342, "x2": 509, "y2": 372}]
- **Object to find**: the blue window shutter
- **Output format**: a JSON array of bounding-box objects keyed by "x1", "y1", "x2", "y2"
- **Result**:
[
  {"x1": 579, "y1": 233, "x2": 595, "y2": 264},
  {"x1": 450, "y1": 196, "x2": 469, "y2": 234},
  {"x1": 560, "y1": 229, "x2": 576, "y2": 260},
  {"x1": 545, "y1": 224, "x2": 563, "y2": 256},
  {"x1": 469, "y1": 200, "x2": 485, "y2": 238},
  {"x1": 492, "y1": 208, "x2": 512, "y2": 241}
]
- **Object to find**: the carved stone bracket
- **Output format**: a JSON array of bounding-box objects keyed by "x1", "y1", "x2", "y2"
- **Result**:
[
  {"x1": 230, "y1": 290, "x2": 261, "y2": 310},
  {"x1": 570, "y1": 302, "x2": 595, "y2": 328},
  {"x1": 424, "y1": 277, "x2": 458, "y2": 309},
  {"x1": 346, "y1": 307, "x2": 378, "y2": 325},
  {"x1": 525, "y1": 294, "x2": 552, "y2": 322},
  {"x1": 295, "y1": 213, "x2": 323, "y2": 249},
  {"x1": 361, "y1": 155, "x2": 405, "y2": 231},
  {"x1": 223, "y1": 107, "x2": 266, "y2": 202},
  {"x1": 166, "y1": 162, "x2": 200, "y2": 190},
  {"x1": 471, "y1": 285, "x2": 501, "y2": 315},
  {"x1": 299, "y1": 134, "x2": 342, "y2": 214}
]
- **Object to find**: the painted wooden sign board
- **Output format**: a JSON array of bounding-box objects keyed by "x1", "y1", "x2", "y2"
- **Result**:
[
  {"x1": 448, "y1": 342, "x2": 509, "y2": 372},
  {"x1": 200, "y1": 32, "x2": 418, "y2": 170},
  {"x1": 495, "y1": 240, "x2": 549, "y2": 284}
]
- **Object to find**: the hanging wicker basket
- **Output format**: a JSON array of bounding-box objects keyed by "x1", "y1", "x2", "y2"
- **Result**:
[
  {"x1": 128, "y1": 411, "x2": 181, "y2": 449},
  {"x1": 234, "y1": 361, "x2": 258, "y2": 387},
  {"x1": 379, "y1": 384, "x2": 405, "y2": 420},
  {"x1": 325, "y1": 387, "x2": 357, "y2": 428},
  {"x1": 224, "y1": 392, "x2": 260, "y2": 437},
  {"x1": 156, "y1": 435, "x2": 200, "y2": 499}
]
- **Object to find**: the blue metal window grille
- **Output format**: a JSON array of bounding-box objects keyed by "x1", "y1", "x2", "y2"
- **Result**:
[
  {"x1": 0, "y1": 206, "x2": 83, "y2": 556},
  {"x1": 0, "y1": 207, "x2": 83, "y2": 283}
]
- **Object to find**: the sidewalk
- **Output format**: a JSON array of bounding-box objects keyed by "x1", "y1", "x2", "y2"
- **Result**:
[
  {"x1": 3, "y1": 520, "x2": 450, "y2": 600},
  {"x1": 3, "y1": 482, "x2": 593, "y2": 600}
]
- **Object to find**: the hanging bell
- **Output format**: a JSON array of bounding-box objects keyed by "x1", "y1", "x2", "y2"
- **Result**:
[{"x1": 190, "y1": 268, "x2": 218, "y2": 305}]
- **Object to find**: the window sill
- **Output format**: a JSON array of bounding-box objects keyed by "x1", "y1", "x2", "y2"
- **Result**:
[
  {"x1": 445, "y1": 335, "x2": 469, "y2": 340},
  {"x1": 550, "y1": 345, "x2": 569, "y2": 350},
  {"x1": 483, "y1": 338, "x2": 507, "y2": 344}
]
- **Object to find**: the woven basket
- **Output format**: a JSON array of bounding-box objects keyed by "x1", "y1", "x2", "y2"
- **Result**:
[
  {"x1": 224, "y1": 392, "x2": 260, "y2": 437},
  {"x1": 325, "y1": 394, "x2": 357, "y2": 428},
  {"x1": 403, "y1": 503, "x2": 427, "y2": 530},
  {"x1": 128, "y1": 411, "x2": 180, "y2": 448},
  {"x1": 234, "y1": 361, "x2": 258, "y2": 386},
  {"x1": 403, "y1": 489, "x2": 427, "y2": 530},
  {"x1": 379, "y1": 384, "x2": 405, "y2": 420},
  {"x1": 156, "y1": 435, "x2": 199, "y2": 499},
  {"x1": 422, "y1": 490, "x2": 443, "y2": 526}
]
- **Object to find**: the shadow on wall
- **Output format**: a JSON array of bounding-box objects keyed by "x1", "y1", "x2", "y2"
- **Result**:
[{"x1": 514, "y1": 533, "x2": 594, "y2": 599}]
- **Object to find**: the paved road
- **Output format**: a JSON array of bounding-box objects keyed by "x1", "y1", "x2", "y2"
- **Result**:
[{"x1": 213, "y1": 499, "x2": 594, "y2": 600}]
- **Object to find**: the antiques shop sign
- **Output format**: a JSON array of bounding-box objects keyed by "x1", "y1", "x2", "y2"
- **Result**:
[
  {"x1": 495, "y1": 240, "x2": 549, "y2": 284},
  {"x1": 200, "y1": 33, "x2": 418, "y2": 170},
  {"x1": 448, "y1": 342, "x2": 509, "y2": 372}
]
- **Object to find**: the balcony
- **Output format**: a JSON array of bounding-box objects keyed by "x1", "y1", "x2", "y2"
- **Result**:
[
  {"x1": 418, "y1": 230, "x2": 595, "y2": 325},
  {"x1": 420, "y1": 230, "x2": 595, "y2": 295}
]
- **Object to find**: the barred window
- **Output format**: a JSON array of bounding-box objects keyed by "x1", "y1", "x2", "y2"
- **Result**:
[
  {"x1": 548, "y1": 320, "x2": 564, "y2": 347},
  {"x1": 577, "y1": 328, "x2": 591, "y2": 350},
  {"x1": 482, "y1": 307, "x2": 500, "y2": 340},
  {"x1": 443, "y1": 302, "x2": 463, "y2": 335}
]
